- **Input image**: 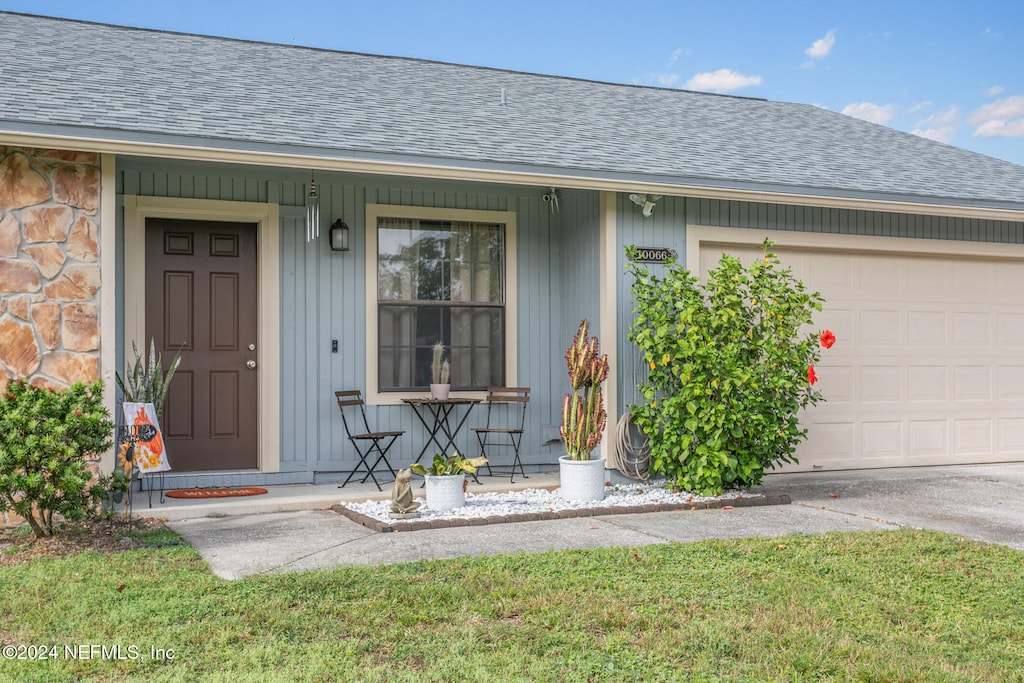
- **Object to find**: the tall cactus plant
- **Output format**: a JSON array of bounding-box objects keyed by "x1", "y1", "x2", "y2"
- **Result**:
[
  {"x1": 560, "y1": 319, "x2": 609, "y2": 459},
  {"x1": 431, "y1": 341, "x2": 450, "y2": 385}
]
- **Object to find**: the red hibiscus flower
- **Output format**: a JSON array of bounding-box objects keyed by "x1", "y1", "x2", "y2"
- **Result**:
[
  {"x1": 808, "y1": 366, "x2": 819, "y2": 385},
  {"x1": 820, "y1": 330, "x2": 836, "y2": 349}
]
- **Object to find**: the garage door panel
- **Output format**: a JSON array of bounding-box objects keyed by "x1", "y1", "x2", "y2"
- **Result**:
[
  {"x1": 952, "y1": 312, "x2": 991, "y2": 347},
  {"x1": 809, "y1": 253, "x2": 854, "y2": 290},
  {"x1": 997, "y1": 367, "x2": 1024, "y2": 400},
  {"x1": 909, "y1": 420, "x2": 948, "y2": 457},
  {"x1": 996, "y1": 314, "x2": 1024, "y2": 346},
  {"x1": 862, "y1": 422, "x2": 902, "y2": 461},
  {"x1": 820, "y1": 366, "x2": 855, "y2": 402},
  {"x1": 998, "y1": 419, "x2": 1024, "y2": 452},
  {"x1": 857, "y1": 256, "x2": 902, "y2": 294},
  {"x1": 995, "y1": 263, "x2": 1024, "y2": 290},
  {"x1": 699, "y1": 235, "x2": 1024, "y2": 471},
  {"x1": 951, "y1": 262, "x2": 994, "y2": 300},
  {"x1": 952, "y1": 366, "x2": 992, "y2": 401},
  {"x1": 908, "y1": 311, "x2": 947, "y2": 346},
  {"x1": 861, "y1": 366, "x2": 901, "y2": 401},
  {"x1": 908, "y1": 366, "x2": 948, "y2": 401},
  {"x1": 860, "y1": 310, "x2": 902, "y2": 346},
  {"x1": 818, "y1": 308, "x2": 854, "y2": 336},
  {"x1": 954, "y1": 419, "x2": 993, "y2": 456},
  {"x1": 906, "y1": 258, "x2": 948, "y2": 298},
  {"x1": 802, "y1": 422, "x2": 856, "y2": 464}
]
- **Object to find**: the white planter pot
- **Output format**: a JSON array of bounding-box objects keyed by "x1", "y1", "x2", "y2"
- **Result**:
[
  {"x1": 430, "y1": 383, "x2": 450, "y2": 400},
  {"x1": 424, "y1": 474, "x2": 466, "y2": 511},
  {"x1": 558, "y1": 455, "x2": 607, "y2": 502}
]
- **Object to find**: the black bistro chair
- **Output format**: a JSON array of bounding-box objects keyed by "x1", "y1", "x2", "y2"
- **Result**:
[
  {"x1": 472, "y1": 387, "x2": 530, "y2": 483},
  {"x1": 334, "y1": 390, "x2": 403, "y2": 491}
]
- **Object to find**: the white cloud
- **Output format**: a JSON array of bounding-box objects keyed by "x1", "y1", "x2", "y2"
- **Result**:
[
  {"x1": 911, "y1": 106, "x2": 961, "y2": 144},
  {"x1": 685, "y1": 69, "x2": 762, "y2": 93},
  {"x1": 969, "y1": 95, "x2": 1024, "y2": 138},
  {"x1": 805, "y1": 30, "x2": 837, "y2": 58},
  {"x1": 841, "y1": 102, "x2": 895, "y2": 124},
  {"x1": 908, "y1": 101, "x2": 934, "y2": 114},
  {"x1": 986, "y1": 85, "x2": 1006, "y2": 96},
  {"x1": 669, "y1": 48, "x2": 684, "y2": 65},
  {"x1": 974, "y1": 119, "x2": 1024, "y2": 137}
]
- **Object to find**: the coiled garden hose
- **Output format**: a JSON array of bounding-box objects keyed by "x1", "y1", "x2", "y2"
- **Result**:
[{"x1": 614, "y1": 409, "x2": 651, "y2": 482}]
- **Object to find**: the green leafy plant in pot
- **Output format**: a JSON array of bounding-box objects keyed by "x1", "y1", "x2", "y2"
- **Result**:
[
  {"x1": 410, "y1": 451, "x2": 487, "y2": 511},
  {"x1": 559, "y1": 319, "x2": 610, "y2": 502}
]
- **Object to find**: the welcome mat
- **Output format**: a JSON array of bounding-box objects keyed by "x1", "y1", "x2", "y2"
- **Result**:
[{"x1": 166, "y1": 487, "x2": 268, "y2": 499}]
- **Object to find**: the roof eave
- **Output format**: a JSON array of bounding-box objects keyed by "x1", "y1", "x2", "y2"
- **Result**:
[{"x1": 3, "y1": 122, "x2": 1023, "y2": 222}]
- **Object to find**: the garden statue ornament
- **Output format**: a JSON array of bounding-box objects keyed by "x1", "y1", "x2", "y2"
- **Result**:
[{"x1": 389, "y1": 468, "x2": 421, "y2": 518}]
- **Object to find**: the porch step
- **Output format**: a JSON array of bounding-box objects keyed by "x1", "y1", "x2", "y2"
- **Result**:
[{"x1": 143, "y1": 471, "x2": 561, "y2": 521}]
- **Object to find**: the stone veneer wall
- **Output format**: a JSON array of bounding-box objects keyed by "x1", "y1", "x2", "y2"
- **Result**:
[
  {"x1": 0, "y1": 146, "x2": 101, "y2": 389},
  {"x1": 0, "y1": 146, "x2": 102, "y2": 527}
]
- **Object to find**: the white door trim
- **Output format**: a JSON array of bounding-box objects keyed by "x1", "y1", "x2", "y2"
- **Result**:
[{"x1": 122, "y1": 196, "x2": 281, "y2": 473}]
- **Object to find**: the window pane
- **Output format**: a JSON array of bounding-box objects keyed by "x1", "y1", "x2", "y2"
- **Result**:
[
  {"x1": 378, "y1": 216, "x2": 506, "y2": 392},
  {"x1": 380, "y1": 304, "x2": 503, "y2": 391}
]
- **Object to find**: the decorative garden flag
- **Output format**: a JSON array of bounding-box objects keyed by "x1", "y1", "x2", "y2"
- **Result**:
[{"x1": 122, "y1": 402, "x2": 171, "y2": 473}]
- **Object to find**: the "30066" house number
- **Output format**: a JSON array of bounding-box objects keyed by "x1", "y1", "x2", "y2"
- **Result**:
[{"x1": 628, "y1": 246, "x2": 678, "y2": 263}]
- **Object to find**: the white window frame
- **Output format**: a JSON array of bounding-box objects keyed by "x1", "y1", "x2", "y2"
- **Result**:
[{"x1": 364, "y1": 204, "x2": 518, "y2": 405}]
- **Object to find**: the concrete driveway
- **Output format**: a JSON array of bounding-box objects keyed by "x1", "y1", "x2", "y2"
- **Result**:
[
  {"x1": 167, "y1": 463, "x2": 1024, "y2": 579},
  {"x1": 757, "y1": 463, "x2": 1024, "y2": 551}
]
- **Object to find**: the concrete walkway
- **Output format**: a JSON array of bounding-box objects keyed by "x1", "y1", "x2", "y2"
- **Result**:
[{"x1": 162, "y1": 463, "x2": 1024, "y2": 580}]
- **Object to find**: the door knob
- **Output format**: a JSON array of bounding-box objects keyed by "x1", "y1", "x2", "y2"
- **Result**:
[{"x1": 246, "y1": 360, "x2": 257, "y2": 370}]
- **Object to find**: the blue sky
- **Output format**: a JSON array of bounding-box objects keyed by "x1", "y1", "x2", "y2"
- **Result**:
[{"x1": 3, "y1": 0, "x2": 1023, "y2": 165}]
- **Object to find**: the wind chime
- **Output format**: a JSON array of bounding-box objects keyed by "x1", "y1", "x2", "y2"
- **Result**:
[{"x1": 306, "y1": 173, "x2": 319, "y2": 242}]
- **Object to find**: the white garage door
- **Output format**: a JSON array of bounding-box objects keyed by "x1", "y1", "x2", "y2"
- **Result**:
[{"x1": 691, "y1": 226, "x2": 1024, "y2": 472}]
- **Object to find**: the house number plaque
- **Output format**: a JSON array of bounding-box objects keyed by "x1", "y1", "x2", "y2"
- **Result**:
[{"x1": 628, "y1": 246, "x2": 678, "y2": 263}]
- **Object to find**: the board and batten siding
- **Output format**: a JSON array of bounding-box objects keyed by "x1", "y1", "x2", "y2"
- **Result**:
[
  {"x1": 616, "y1": 195, "x2": 1024, "y2": 410},
  {"x1": 118, "y1": 162, "x2": 571, "y2": 482}
]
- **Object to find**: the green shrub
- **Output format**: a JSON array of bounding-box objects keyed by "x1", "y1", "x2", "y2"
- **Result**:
[
  {"x1": 0, "y1": 380, "x2": 114, "y2": 537},
  {"x1": 627, "y1": 241, "x2": 832, "y2": 495}
]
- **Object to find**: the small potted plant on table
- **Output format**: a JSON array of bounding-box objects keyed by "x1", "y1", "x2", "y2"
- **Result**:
[
  {"x1": 410, "y1": 451, "x2": 487, "y2": 511},
  {"x1": 430, "y1": 341, "x2": 451, "y2": 400}
]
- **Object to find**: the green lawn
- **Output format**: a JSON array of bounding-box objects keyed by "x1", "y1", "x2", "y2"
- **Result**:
[{"x1": 1, "y1": 527, "x2": 1022, "y2": 682}]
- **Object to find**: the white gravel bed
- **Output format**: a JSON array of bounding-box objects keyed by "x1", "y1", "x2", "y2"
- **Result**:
[{"x1": 340, "y1": 480, "x2": 757, "y2": 523}]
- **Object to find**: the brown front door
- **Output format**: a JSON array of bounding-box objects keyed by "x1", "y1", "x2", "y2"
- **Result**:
[{"x1": 146, "y1": 218, "x2": 259, "y2": 471}]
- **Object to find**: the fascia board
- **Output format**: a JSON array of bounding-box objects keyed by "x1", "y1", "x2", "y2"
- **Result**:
[{"x1": 2, "y1": 124, "x2": 1023, "y2": 222}]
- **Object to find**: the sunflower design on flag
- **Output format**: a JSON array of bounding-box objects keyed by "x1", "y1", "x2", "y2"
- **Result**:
[{"x1": 122, "y1": 402, "x2": 172, "y2": 473}]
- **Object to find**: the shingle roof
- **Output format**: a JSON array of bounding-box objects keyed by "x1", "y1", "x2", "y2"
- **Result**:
[{"x1": 2, "y1": 11, "x2": 1023, "y2": 210}]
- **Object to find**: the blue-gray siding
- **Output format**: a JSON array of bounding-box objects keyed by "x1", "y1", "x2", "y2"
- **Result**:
[
  {"x1": 116, "y1": 160, "x2": 1024, "y2": 486},
  {"x1": 118, "y1": 162, "x2": 569, "y2": 484}
]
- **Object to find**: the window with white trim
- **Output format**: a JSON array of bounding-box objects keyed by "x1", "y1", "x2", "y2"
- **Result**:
[{"x1": 371, "y1": 208, "x2": 513, "y2": 395}]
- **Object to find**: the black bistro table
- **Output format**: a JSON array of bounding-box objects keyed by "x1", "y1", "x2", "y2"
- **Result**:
[{"x1": 401, "y1": 397, "x2": 482, "y2": 468}]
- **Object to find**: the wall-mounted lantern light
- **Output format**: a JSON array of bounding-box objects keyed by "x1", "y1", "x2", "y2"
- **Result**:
[{"x1": 329, "y1": 219, "x2": 351, "y2": 252}]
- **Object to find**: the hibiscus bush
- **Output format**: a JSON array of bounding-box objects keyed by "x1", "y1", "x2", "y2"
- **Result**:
[
  {"x1": 627, "y1": 241, "x2": 833, "y2": 495},
  {"x1": 0, "y1": 380, "x2": 113, "y2": 537}
]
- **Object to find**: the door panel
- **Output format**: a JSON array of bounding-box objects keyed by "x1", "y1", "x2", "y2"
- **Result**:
[{"x1": 146, "y1": 218, "x2": 258, "y2": 471}]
